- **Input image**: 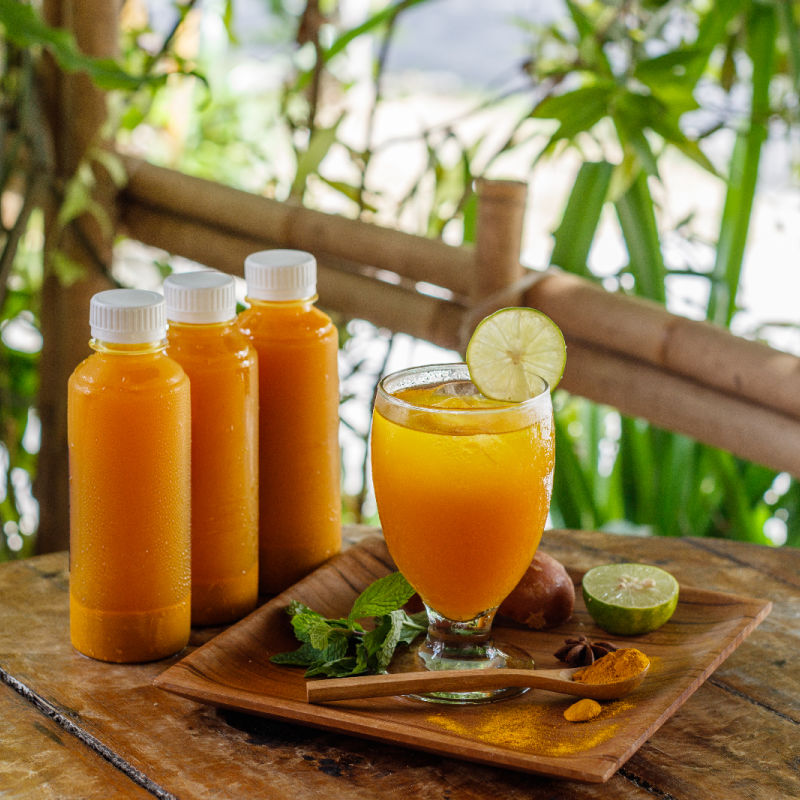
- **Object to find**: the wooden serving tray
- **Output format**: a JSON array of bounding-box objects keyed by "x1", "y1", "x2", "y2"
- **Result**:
[{"x1": 153, "y1": 535, "x2": 771, "y2": 783}]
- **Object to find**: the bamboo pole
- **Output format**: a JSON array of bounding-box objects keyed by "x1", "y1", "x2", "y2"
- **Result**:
[
  {"x1": 472, "y1": 179, "x2": 527, "y2": 305},
  {"x1": 36, "y1": 0, "x2": 117, "y2": 554},
  {"x1": 561, "y1": 338, "x2": 800, "y2": 477},
  {"x1": 119, "y1": 199, "x2": 466, "y2": 351},
  {"x1": 120, "y1": 156, "x2": 474, "y2": 298},
  {"x1": 525, "y1": 270, "x2": 800, "y2": 421}
]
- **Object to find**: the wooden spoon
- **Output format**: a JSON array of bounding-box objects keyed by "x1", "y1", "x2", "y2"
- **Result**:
[{"x1": 306, "y1": 663, "x2": 649, "y2": 704}]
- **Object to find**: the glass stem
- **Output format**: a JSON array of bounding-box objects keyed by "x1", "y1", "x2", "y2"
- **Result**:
[{"x1": 419, "y1": 605, "x2": 505, "y2": 669}]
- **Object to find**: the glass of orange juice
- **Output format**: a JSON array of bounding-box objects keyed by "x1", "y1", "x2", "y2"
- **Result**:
[{"x1": 371, "y1": 363, "x2": 554, "y2": 703}]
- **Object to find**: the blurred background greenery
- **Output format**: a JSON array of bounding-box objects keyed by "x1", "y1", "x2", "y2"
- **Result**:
[{"x1": 1, "y1": 0, "x2": 799, "y2": 560}]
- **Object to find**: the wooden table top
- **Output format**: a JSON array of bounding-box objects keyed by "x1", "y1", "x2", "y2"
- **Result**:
[{"x1": 1, "y1": 527, "x2": 797, "y2": 799}]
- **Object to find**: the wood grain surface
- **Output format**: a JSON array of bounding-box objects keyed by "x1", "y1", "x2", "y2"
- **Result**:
[{"x1": 1, "y1": 529, "x2": 797, "y2": 799}]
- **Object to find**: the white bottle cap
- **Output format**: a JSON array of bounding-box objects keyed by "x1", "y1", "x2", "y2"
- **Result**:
[
  {"x1": 90, "y1": 289, "x2": 166, "y2": 344},
  {"x1": 244, "y1": 249, "x2": 317, "y2": 301},
  {"x1": 163, "y1": 271, "x2": 236, "y2": 324}
]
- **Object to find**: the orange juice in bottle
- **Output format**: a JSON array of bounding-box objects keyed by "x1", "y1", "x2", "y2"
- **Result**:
[
  {"x1": 164, "y1": 271, "x2": 259, "y2": 625},
  {"x1": 236, "y1": 250, "x2": 341, "y2": 594},
  {"x1": 68, "y1": 289, "x2": 191, "y2": 662}
]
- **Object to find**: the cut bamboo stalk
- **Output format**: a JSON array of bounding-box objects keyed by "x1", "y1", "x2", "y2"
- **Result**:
[
  {"x1": 561, "y1": 337, "x2": 800, "y2": 477},
  {"x1": 36, "y1": 0, "x2": 118, "y2": 555},
  {"x1": 472, "y1": 179, "x2": 527, "y2": 305},
  {"x1": 526, "y1": 271, "x2": 800, "y2": 423},
  {"x1": 119, "y1": 200, "x2": 466, "y2": 351},
  {"x1": 119, "y1": 155, "x2": 800, "y2": 426},
  {"x1": 119, "y1": 155, "x2": 475, "y2": 298}
]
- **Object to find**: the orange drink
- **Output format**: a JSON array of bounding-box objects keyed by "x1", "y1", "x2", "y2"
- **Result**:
[
  {"x1": 237, "y1": 250, "x2": 341, "y2": 594},
  {"x1": 372, "y1": 367, "x2": 554, "y2": 620},
  {"x1": 68, "y1": 290, "x2": 191, "y2": 662},
  {"x1": 371, "y1": 363, "x2": 554, "y2": 701},
  {"x1": 164, "y1": 272, "x2": 259, "y2": 625}
]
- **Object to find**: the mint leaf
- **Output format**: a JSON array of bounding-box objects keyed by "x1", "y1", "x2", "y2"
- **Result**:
[
  {"x1": 348, "y1": 571, "x2": 416, "y2": 622},
  {"x1": 373, "y1": 610, "x2": 408, "y2": 673},
  {"x1": 269, "y1": 571, "x2": 425, "y2": 678},
  {"x1": 269, "y1": 642, "x2": 320, "y2": 667},
  {"x1": 290, "y1": 610, "x2": 334, "y2": 650},
  {"x1": 306, "y1": 656, "x2": 360, "y2": 678},
  {"x1": 397, "y1": 610, "x2": 428, "y2": 645},
  {"x1": 270, "y1": 632, "x2": 349, "y2": 670}
]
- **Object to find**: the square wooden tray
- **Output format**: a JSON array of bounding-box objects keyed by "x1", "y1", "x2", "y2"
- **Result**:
[{"x1": 153, "y1": 535, "x2": 771, "y2": 783}]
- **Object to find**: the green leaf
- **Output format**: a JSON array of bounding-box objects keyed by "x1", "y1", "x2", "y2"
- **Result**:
[
  {"x1": 269, "y1": 642, "x2": 322, "y2": 667},
  {"x1": 531, "y1": 83, "x2": 614, "y2": 127},
  {"x1": 377, "y1": 611, "x2": 410, "y2": 672},
  {"x1": 550, "y1": 161, "x2": 613, "y2": 276},
  {"x1": 286, "y1": 603, "x2": 334, "y2": 646},
  {"x1": 293, "y1": 0, "x2": 430, "y2": 92},
  {"x1": 776, "y1": 0, "x2": 800, "y2": 95},
  {"x1": 321, "y1": 0, "x2": 429, "y2": 66},
  {"x1": 348, "y1": 571, "x2": 415, "y2": 622},
  {"x1": 305, "y1": 657, "x2": 360, "y2": 678},
  {"x1": 0, "y1": 0, "x2": 167, "y2": 91},
  {"x1": 461, "y1": 190, "x2": 478, "y2": 245},
  {"x1": 397, "y1": 610, "x2": 428, "y2": 644},
  {"x1": 318, "y1": 177, "x2": 377, "y2": 213},
  {"x1": 552, "y1": 410, "x2": 600, "y2": 529},
  {"x1": 269, "y1": 573, "x2": 424, "y2": 679},
  {"x1": 532, "y1": 83, "x2": 615, "y2": 158},
  {"x1": 633, "y1": 48, "x2": 706, "y2": 110},
  {"x1": 614, "y1": 171, "x2": 666, "y2": 303},
  {"x1": 564, "y1": 0, "x2": 613, "y2": 77},
  {"x1": 706, "y1": 2, "x2": 777, "y2": 326},
  {"x1": 290, "y1": 120, "x2": 342, "y2": 200}
]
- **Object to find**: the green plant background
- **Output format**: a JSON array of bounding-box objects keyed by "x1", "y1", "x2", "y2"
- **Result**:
[{"x1": 1, "y1": 0, "x2": 799, "y2": 560}]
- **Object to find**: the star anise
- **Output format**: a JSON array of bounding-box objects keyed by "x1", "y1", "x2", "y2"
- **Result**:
[{"x1": 554, "y1": 635, "x2": 617, "y2": 667}]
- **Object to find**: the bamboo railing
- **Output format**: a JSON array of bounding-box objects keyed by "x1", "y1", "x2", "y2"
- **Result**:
[
  {"x1": 118, "y1": 155, "x2": 800, "y2": 477},
  {"x1": 28, "y1": 0, "x2": 800, "y2": 556}
]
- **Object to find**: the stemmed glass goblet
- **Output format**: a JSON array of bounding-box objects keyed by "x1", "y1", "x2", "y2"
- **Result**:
[{"x1": 371, "y1": 363, "x2": 554, "y2": 704}]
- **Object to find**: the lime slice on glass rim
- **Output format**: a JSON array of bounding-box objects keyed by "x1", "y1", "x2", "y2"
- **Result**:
[
  {"x1": 465, "y1": 307, "x2": 566, "y2": 401},
  {"x1": 582, "y1": 563, "x2": 680, "y2": 635}
]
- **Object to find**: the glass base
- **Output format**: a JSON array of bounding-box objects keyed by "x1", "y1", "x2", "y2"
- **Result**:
[{"x1": 390, "y1": 604, "x2": 533, "y2": 705}]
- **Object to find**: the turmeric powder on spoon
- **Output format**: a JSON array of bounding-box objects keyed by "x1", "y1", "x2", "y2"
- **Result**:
[
  {"x1": 563, "y1": 649, "x2": 649, "y2": 723},
  {"x1": 572, "y1": 648, "x2": 650, "y2": 685}
]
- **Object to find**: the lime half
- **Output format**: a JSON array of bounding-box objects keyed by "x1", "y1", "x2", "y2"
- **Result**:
[
  {"x1": 466, "y1": 307, "x2": 566, "y2": 402},
  {"x1": 582, "y1": 563, "x2": 679, "y2": 635}
]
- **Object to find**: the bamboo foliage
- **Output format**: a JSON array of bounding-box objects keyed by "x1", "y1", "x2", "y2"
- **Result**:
[{"x1": 531, "y1": 0, "x2": 800, "y2": 543}]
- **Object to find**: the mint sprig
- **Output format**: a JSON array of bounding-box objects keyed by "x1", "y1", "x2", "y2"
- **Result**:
[{"x1": 270, "y1": 572, "x2": 427, "y2": 678}]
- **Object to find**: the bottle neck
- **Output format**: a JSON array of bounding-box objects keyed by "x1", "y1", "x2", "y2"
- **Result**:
[
  {"x1": 90, "y1": 339, "x2": 167, "y2": 355},
  {"x1": 166, "y1": 318, "x2": 235, "y2": 331},
  {"x1": 244, "y1": 294, "x2": 317, "y2": 311}
]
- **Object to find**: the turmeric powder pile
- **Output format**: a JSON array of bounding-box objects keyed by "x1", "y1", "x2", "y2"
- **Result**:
[{"x1": 572, "y1": 647, "x2": 649, "y2": 685}]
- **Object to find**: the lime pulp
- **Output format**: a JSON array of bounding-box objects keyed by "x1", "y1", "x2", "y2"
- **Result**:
[
  {"x1": 465, "y1": 307, "x2": 566, "y2": 402},
  {"x1": 581, "y1": 563, "x2": 679, "y2": 635}
]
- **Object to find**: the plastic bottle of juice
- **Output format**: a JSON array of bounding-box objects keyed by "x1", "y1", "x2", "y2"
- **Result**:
[
  {"x1": 236, "y1": 249, "x2": 341, "y2": 594},
  {"x1": 164, "y1": 271, "x2": 259, "y2": 625},
  {"x1": 68, "y1": 289, "x2": 191, "y2": 662}
]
